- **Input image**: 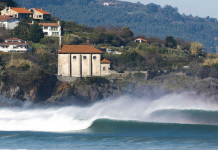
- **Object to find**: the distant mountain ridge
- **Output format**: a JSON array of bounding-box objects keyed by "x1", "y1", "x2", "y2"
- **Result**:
[{"x1": 13, "y1": 0, "x2": 218, "y2": 48}]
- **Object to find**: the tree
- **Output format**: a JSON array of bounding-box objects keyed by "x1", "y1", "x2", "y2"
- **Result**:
[
  {"x1": 165, "y1": 36, "x2": 176, "y2": 48},
  {"x1": 190, "y1": 42, "x2": 203, "y2": 57},
  {"x1": 0, "y1": 0, "x2": 18, "y2": 10},
  {"x1": 119, "y1": 26, "x2": 134, "y2": 40},
  {"x1": 13, "y1": 20, "x2": 29, "y2": 41},
  {"x1": 28, "y1": 23, "x2": 44, "y2": 43}
]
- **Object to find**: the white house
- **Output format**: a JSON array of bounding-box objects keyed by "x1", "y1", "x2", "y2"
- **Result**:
[
  {"x1": 134, "y1": 38, "x2": 148, "y2": 43},
  {"x1": 29, "y1": 21, "x2": 61, "y2": 37},
  {"x1": 0, "y1": 38, "x2": 32, "y2": 52},
  {"x1": 0, "y1": 15, "x2": 19, "y2": 29},
  {"x1": 103, "y1": 2, "x2": 115, "y2": 6},
  {"x1": 58, "y1": 45, "x2": 112, "y2": 77}
]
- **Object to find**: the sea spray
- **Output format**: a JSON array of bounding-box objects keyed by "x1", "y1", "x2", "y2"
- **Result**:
[{"x1": 0, "y1": 93, "x2": 217, "y2": 132}]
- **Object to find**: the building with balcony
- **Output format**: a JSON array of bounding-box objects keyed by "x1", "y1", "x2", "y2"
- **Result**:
[
  {"x1": 0, "y1": 15, "x2": 19, "y2": 29},
  {"x1": 29, "y1": 8, "x2": 51, "y2": 20},
  {"x1": 0, "y1": 7, "x2": 33, "y2": 19},
  {"x1": 29, "y1": 21, "x2": 61, "y2": 37},
  {"x1": 0, "y1": 38, "x2": 32, "y2": 52}
]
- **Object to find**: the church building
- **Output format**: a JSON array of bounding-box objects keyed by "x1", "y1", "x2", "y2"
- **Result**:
[{"x1": 58, "y1": 45, "x2": 112, "y2": 77}]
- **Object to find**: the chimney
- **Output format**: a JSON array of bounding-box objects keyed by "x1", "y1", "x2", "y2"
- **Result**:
[
  {"x1": 58, "y1": 36, "x2": 62, "y2": 51},
  {"x1": 41, "y1": 8, "x2": 43, "y2": 10},
  {"x1": 24, "y1": 7, "x2": 26, "y2": 9},
  {"x1": 58, "y1": 21, "x2": 60, "y2": 25}
]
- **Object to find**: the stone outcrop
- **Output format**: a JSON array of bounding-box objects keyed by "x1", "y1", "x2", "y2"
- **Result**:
[{"x1": 0, "y1": 73, "x2": 217, "y2": 106}]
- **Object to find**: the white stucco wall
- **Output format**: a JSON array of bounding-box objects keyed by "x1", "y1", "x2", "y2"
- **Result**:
[
  {"x1": 0, "y1": 18, "x2": 19, "y2": 29},
  {"x1": 81, "y1": 54, "x2": 91, "y2": 77},
  {"x1": 42, "y1": 26, "x2": 61, "y2": 36},
  {"x1": 71, "y1": 54, "x2": 81, "y2": 77},
  {"x1": 101, "y1": 63, "x2": 110, "y2": 76},
  {"x1": 92, "y1": 54, "x2": 101, "y2": 76},
  {"x1": 0, "y1": 45, "x2": 30, "y2": 52},
  {"x1": 58, "y1": 54, "x2": 70, "y2": 76},
  {"x1": 8, "y1": 19, "x2": 19, "y2": 29}
]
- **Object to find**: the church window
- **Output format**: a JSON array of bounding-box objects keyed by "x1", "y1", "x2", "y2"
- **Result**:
[
  {"x1": 73, "y1": 56, "x2": 77, "y2": 59},
  {"x1": 83, "y1": 56, "x2": 87, "y2": 59},
  {"x1": 93, "y1": 56, "x2": 96, "y2": 59}
]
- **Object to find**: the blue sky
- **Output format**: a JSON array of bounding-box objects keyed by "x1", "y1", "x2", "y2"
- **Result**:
[{"x1": 121, "y1": 0, "x2": 218, "y2": 19}]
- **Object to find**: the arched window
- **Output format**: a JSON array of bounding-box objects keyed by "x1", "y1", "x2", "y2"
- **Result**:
[
  {"x1": 93, "y1": 56, "x2": 96, "y2": 59},
  {"x1": 103, "y1": 67, "x2": 106, "y2": 71},
  {"x1": 73, "y1": 56, "x2": 77, "y2": 59},
  {"x1": 83, "y1": 56, "x2": 87, "y2": 59}
]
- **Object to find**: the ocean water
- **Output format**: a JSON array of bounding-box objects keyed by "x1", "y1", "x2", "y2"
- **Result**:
[{"x1": 0, "y1": 93, "x2": 218, "y2": 150}]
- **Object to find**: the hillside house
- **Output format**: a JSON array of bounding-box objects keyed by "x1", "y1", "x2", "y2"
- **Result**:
[
  {"x1": 0, "y1": 38, "x2": 32, "y2": 52},
  {"x1": 29, "y1": 8, "x2": 51, "y2": 20},
  {"x1": 103, "y1": 2, "x2": 115, "y2": 6},
  {"x1": 58, "y1": 45, "x2": 112, "y2": 77},
  {"x1": 0, "y1": 7, "x2": 33, "y2": 19},
  {"x1": 0, "y1": 15, "x2": 19, "y2": 29},
  {"x1": 134, "y1": 38, "x2": 148, "y2": 43},
  {"x1": 29, "y1": 21, "x2": 61, "y2": 36}
]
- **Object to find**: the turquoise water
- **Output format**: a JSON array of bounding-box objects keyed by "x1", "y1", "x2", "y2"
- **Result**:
[
  {"x1": 0, "y1": 94, "x2": 218, "y2": 149},
  {"x1": 1, "y1": 120, "x2": 218, "y2": 150}
]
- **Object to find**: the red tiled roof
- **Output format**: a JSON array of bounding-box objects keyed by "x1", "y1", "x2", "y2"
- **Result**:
[
  {"x1": 101, "y1": 58, "x2": 111, "y2": 64},
  {"x1": 58, "y1": 45, "x2": 104, "y2": 54},
  {"x1": 11, "y1": 7, "x2": 33, "y2": 14},
  {"x1": 0, "y1": 42, "x2": 31, "y2": 45},
  {"x1": 137, "y1": 38, "x2": 148, "y2": 42},
  {"x1": 28, "y1": 23, "x2": 59, "y2": 26},
  {"x1": 35, "y1": 9, "x2": 50, "y2": 15}
]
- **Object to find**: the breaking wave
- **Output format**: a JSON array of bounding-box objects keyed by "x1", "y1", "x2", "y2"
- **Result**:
[{"x1": 0, "y1": 93, "x2": 217, "y2": 132}]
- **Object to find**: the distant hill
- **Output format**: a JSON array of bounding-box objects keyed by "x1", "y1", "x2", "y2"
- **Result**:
[{"x1": 14, "y1": 0, "x2": 218, "y2": 48}]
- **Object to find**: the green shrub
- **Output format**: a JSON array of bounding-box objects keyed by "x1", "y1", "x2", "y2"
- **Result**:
[
  {"x1": 133, "y1": 73, "x2": 145, "y2": 80},
  {"x1": 19, "y1": 64, "x2": 30, "y2": 71}
]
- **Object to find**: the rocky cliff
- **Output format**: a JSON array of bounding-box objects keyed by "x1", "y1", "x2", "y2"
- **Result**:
[{"x1": 0, "y1": 73, "x2": 217, "y2": 106}]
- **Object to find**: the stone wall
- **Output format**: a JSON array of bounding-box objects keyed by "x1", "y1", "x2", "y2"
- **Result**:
[
  {"x1": 71, "y1": 54, "x2": 81, "y2": 77},
  {"x1": 101, "y1": 63, "x2": 111, "y2": 76},
  {"x1": 92, "y1": 54, "x2": 101, "y2": 76},
  {"x1": 81, "y1": 54, "x2": 91, "y2": 77},
  {"x1": 58, "y1": 54, "x2": 70, "y2": 76}
]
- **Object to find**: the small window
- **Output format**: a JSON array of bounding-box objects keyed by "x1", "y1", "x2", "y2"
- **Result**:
[
  {"x1": 93, "y1": 56, "x2": 97, "y2": 59},
  {"x1": 73, "y1": 56, "x2": 77, "y2": 59},
  {"x1": 39, "y1": 15, "x2": 42, "y2": 18},
  {"x1": 83, "y1": 56, "x2": 87, "y2": 59},
  {"x1": 103, "y1": 67, "x2": 106, "y2": 71}
]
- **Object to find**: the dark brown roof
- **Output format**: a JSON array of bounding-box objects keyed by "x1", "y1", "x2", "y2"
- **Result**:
[
  {"x1": 0, "y1": 42, "x2": 31, "y2": 45},
  {"x1": 5, "y1": 38, "x2": 22, "y2": 41},
  {"x1": 35, "y1": 9, "x2": 50, "y2": 14},
  {"x1": 0, "y1": 16, "x2": 16, "y2": 21},
  {"x1": 101, "y1": 58, "x2": 111, "y2": 64},
  {"x1": 11, "y1": 7, "x2": 33, "y2": 14},
  {"x1": 58, "y1": 45, "x2": 104, "y2": 54},
  {"x1": 28, "y1": 23, "x2": 59, "y2": 26}
]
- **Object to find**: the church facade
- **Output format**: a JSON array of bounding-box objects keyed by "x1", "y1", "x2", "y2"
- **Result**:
[{"x1": 58, "y1": 45, "x2": 112, "y2": 77}]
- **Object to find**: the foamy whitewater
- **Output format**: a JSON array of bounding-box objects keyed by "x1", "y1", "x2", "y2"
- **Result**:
[
  {"x1": 1, "y1": 93, "x2": 218, "y2": 149},
  {"x1": 0, "y1": 93, "x2": 217, "y2": 132}
]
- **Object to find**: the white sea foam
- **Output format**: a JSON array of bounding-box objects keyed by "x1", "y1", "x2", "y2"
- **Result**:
[{"x1": 0, "y1": 93, "x2": 217, "y2": 132}]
